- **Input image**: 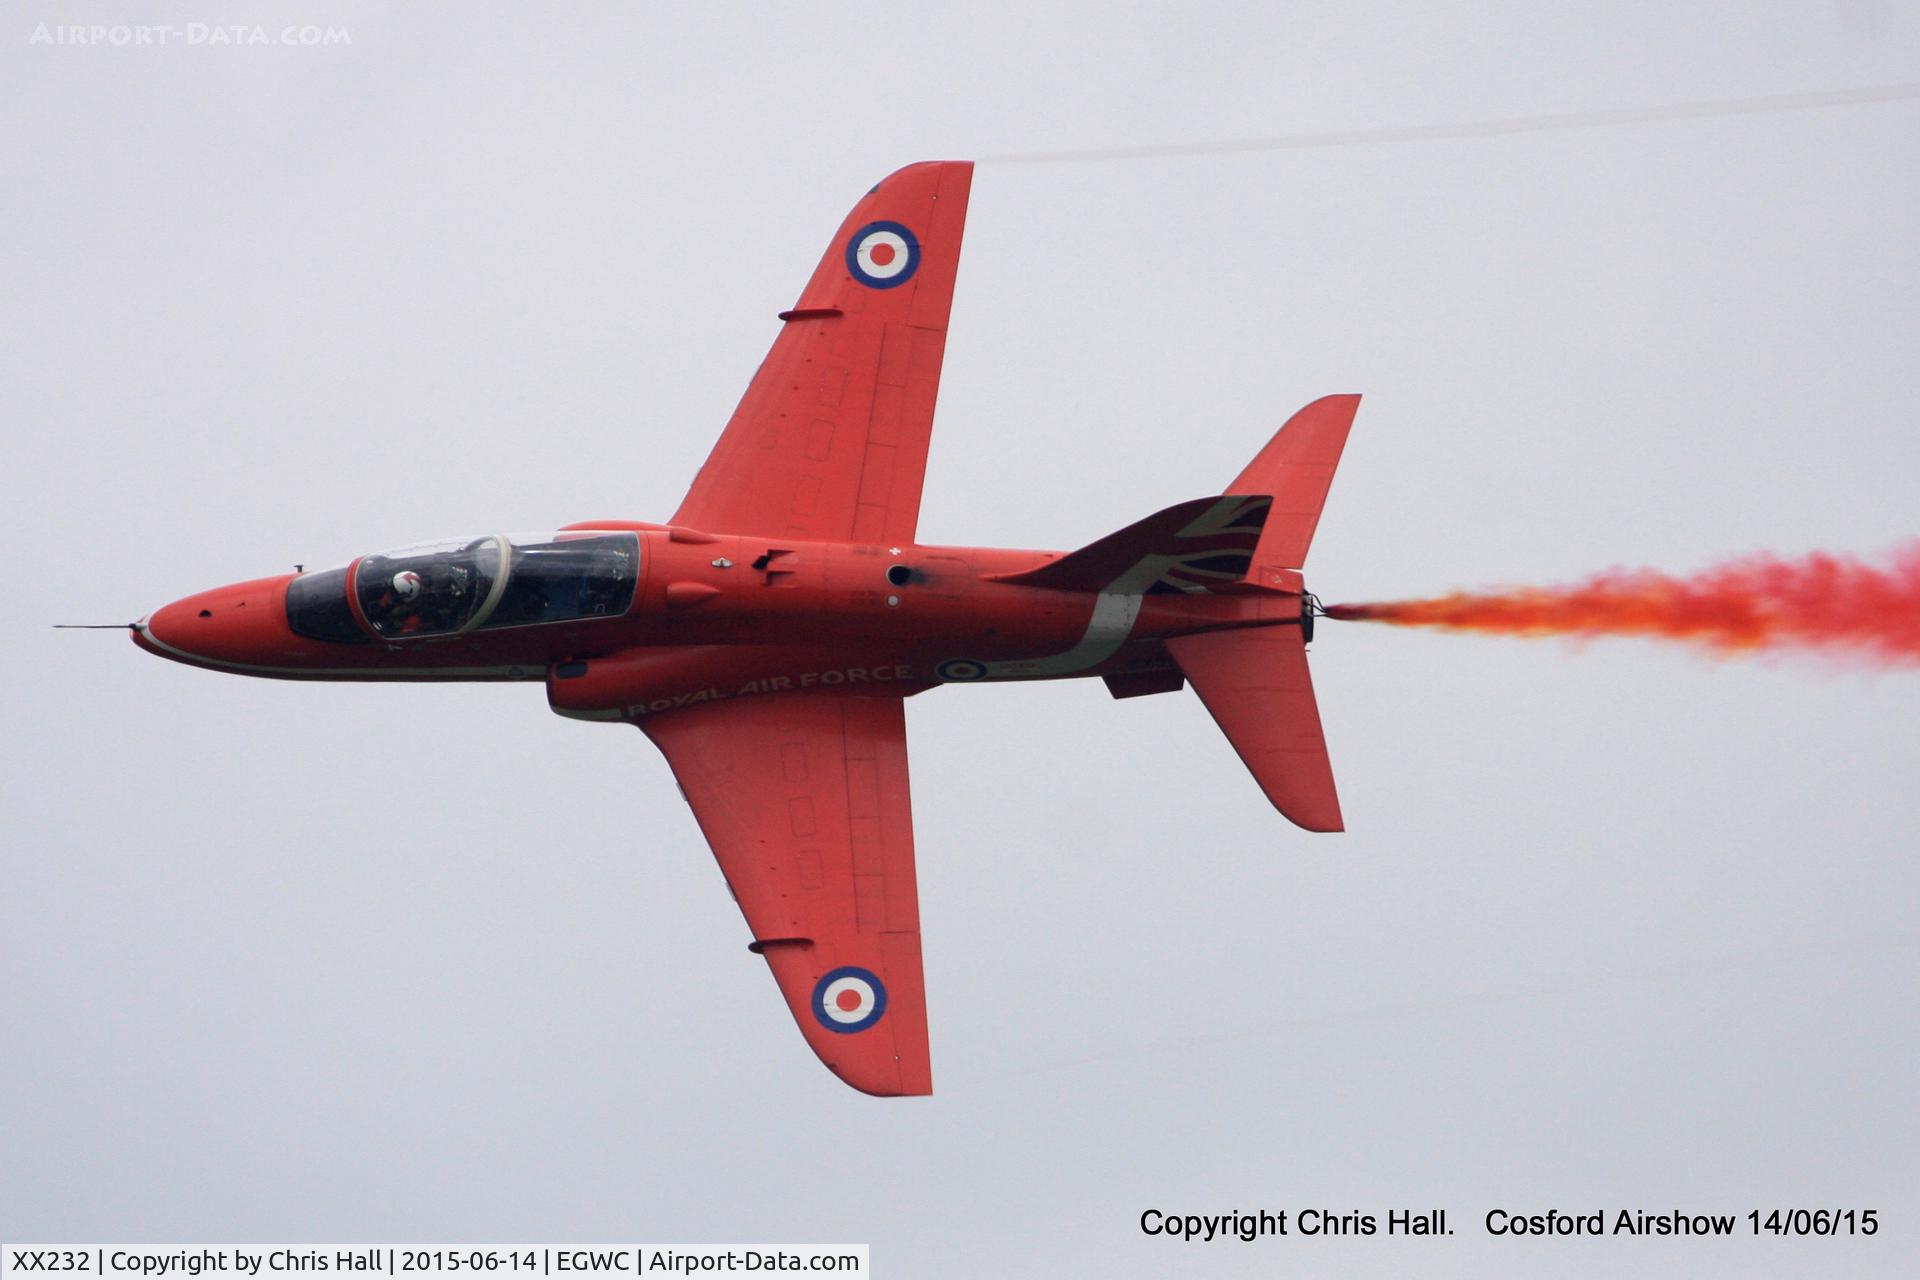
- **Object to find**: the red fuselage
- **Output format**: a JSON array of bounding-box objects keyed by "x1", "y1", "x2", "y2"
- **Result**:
[{"x1": 134, "y1": 521, "x2": 1305, "y2": 722}]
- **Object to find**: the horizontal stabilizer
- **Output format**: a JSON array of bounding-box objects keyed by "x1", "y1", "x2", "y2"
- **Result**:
[
  {"x1": 1165, "y1": 625, "x2": 1342, "y2": 832},
  {"x1": 1229, "y1": 394, "x2": 1360, "y2": 568}
]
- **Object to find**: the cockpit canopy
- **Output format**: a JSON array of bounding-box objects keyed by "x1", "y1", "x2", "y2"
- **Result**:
[{"x1": 287, "y1": 531, "x2": 640, "y2": 644}]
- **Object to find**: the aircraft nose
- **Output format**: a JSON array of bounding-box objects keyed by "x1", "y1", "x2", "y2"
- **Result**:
[{"x1": 136, "y1": 575, "x2": 297, "y2": 671}]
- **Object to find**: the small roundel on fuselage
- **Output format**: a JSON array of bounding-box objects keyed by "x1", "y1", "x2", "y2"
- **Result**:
[
  {"x1": 812, "y1": 965, "x2": 888, "y2": 1033},
  {"x1": 845, "y1": 221, "x2": 920, "y2": 289}
]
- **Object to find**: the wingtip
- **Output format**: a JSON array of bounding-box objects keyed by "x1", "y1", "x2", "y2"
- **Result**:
[
  {"x1": 871, "y1": 159, "x2": 976, "y2": 191},
  {"x1": 837, "y1": 1073, "x2": 934, "y2": 1098},
  {"x1": 826, "y1": 1054, "x2": 933, "y2": 1097},
  {"x1": 1273, "y1": 786, "x2": 1344, "y2": 833}
]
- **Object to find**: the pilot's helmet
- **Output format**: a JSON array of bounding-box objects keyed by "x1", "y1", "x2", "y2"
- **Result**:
[{"x1": 391, "y1": 570, "x2": 424, "y2": 601}]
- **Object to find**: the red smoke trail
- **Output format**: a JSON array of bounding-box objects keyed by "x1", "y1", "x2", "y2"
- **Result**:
[{"x1": 1323, "y1": 544, "x2": 1920, "y2": 665}]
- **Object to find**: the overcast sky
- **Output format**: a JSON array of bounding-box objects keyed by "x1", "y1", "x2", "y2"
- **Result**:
[{"x1": 4, "y1": 3, "x2": 1917, "y2": 1276}]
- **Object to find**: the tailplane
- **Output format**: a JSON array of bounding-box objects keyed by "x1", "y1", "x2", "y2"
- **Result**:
[
  {"x1": 990, "y1": 394, "x2": 1359, "y2": 596},
  {"x1": 997, "y1": 395, "x2": 1358, "y2": 830},
  {"x1": 1230, "y1": 393, "x2": 1360, "y2": 570},
  {"x1": 1165, "y1": 625, "x2": 1342, "y2": 831},
  {"x1": 1166, "y1": 394, "x2": 1355, "y2": 830}
]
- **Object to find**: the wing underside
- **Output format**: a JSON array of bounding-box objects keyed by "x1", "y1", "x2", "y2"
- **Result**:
[
  {"x1": 671, "y1": 161, "x2": 973, "y2": 545},
  {"x1": 641, "y1": 693, "x2": 930, "y2": 1096}
]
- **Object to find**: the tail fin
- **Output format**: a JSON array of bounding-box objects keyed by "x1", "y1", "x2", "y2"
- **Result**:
[
  {"x1": 1230, "y1": 394, "x2": 1359, "y2": 569},
  {"x1": 987, "y1": 494, "x2": 1273, "y2": 594},
  {"x1": 990, "y1": 394, "x2": 1360, "y2": 596},
  {"x1": 1166, "y1": 626, "x2": 1343, "y2": 832},
  {"x1": 1167, "y1": 394, "x2": 1359, "y2": 831},
  {"x1": 994, "y1": 396, "x2": 1356, "y2": 829}
]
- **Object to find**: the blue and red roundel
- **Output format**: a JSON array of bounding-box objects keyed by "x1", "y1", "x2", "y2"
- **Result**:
[
  {"x1": 812, "y1": 965, "x2": 888, "y2": 1033},
  {"x1": 845, "y1": 221, "x2": 920, "y2": 289}
]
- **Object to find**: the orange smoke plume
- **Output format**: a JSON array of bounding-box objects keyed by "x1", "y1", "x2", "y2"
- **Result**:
[{"x1": 1324, "y1": 543, "x2": 1920, "y2": 665}]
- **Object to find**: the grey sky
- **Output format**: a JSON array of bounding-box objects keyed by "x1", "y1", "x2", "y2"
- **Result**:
[{"x1": 4, "y1": 3, "x2": 1917, "y2": 1275}]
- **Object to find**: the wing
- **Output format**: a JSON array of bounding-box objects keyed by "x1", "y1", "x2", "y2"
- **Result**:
[
  {"x1": 671, "y1": 161, "x2": 973, "y2": 544},
  {"x1": 640, "y1": 693, "x2": 931, "y2": 1095}
]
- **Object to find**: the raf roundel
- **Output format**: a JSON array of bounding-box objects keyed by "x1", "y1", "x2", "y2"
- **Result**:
[
  {"x1": 845, "y1": 220, "x2": 921, "y2": 289},
  {"x1": 812, "y1": 965, "x2": 888, "y2": 1034},
  {"x1": 936, "y1": 658, "x2": 988, "y2": 682}
]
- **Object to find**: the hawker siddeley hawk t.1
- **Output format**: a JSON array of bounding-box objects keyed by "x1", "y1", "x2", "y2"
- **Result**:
[{"x1": 132, "y1": 161, "x2": 1356, "y2": 1095}]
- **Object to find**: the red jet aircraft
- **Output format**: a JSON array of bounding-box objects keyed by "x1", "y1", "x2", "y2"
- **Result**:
[{"x1": 134, "y1": 161, "x2": 1357, "y2": 1095}]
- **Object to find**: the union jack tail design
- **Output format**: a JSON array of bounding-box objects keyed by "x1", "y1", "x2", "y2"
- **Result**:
[
  {"x1": 988, "y1": 395, "x2": 1357, "y2": 596},
  {"x1": 988, "y1": 495, "x2": 1271, "y2": 594},
  {"x1": 986, "y1": 395, "x2": 1359, "y2": 831},
  {"x1": 1149, "y1": 495, "x2": 1273, "y2": 594}
]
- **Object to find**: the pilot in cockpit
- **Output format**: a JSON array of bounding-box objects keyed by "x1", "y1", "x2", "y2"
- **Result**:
[{"x1": 382, "y1": 569, "x2": 426, "y2": 634}]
